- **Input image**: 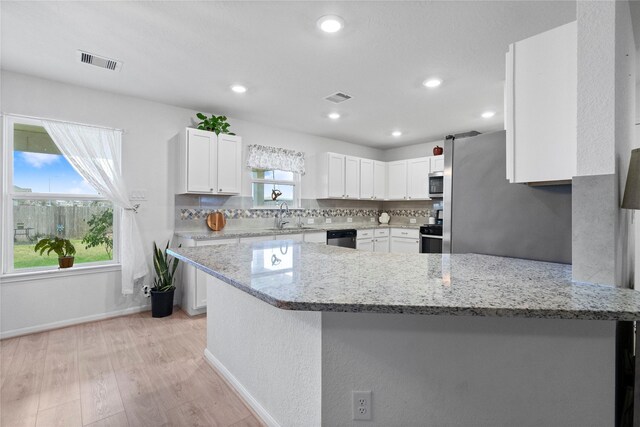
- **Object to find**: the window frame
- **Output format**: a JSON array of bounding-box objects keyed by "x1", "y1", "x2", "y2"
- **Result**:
[
  {"x1": 1, "y1": 115, "x2": 121, "y2": 275},
  {"x1": 249, "y1": 168, "x2": 301, "y2": 209}
]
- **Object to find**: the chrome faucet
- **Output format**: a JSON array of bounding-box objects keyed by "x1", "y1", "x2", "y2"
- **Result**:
[{"x1": 275, "y1": 201, "x2": 290, "y2": 229}]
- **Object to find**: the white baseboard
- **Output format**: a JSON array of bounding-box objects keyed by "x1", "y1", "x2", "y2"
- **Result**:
[
  {"x1": 0, "y1": 304, "x2": 150, "y2": 339},
  {"x1": 204, "y1": 348, "x2": 280, "y2": 427}
]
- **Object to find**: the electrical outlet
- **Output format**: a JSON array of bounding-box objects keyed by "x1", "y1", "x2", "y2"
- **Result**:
[
  {"x1": 325, "y1": 218, "x2": 332, "y2": 224},
  {"x1": 410, "y1": 218, "x2": 417, "y2": 224},
  {"x1": 352, "y1": 391, "x2": 372, "y2": 421},
  {"x1": 307, "y1": 218, "x2": 315, "y2": 224},
  {"x1": 347, "y1": 217, "x2": 353, "y2": 223},
  {"x1": 370, "y1": 218, "x2": 375, "y2": 222}
]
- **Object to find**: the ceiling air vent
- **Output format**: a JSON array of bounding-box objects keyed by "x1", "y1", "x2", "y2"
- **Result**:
[
  {"x1": 324, "y1": 92, "x2": 352, "y2": 104},
  {"x1": 76, "y1": 50, "x2": 122, "y2": 71}
]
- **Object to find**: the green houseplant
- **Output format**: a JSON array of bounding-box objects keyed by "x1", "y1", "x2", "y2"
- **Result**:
[
  {"x1": 150, "y1": 241, "x2": 180, "y2": 318},
  {"x1": 195, "y1": 113, "x2": 236, "y2": 135},
  {"x1": 34, "y1": 237, "x2": 76, "y2": 268}
]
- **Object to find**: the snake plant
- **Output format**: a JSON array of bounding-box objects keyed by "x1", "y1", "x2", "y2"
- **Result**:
[
  {"x1": 152, "y1": 241, "x2": 180, "y2": 292},
  {"x1": 195, "y1": 113, "x2": 236, "y2": 135}
]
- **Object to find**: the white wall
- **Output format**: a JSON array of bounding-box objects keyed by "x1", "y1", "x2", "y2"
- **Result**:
[
  {"x1": 0, "y1": 71, "x2": 381, "y2": 337},
  {"x1": 383, "y1": 139, "x2": 442, "y2": 162}
]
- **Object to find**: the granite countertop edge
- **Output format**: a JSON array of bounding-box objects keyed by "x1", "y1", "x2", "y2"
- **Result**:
[{"x1": 168, "y1": 248, "x2": 640, "y2": 321}]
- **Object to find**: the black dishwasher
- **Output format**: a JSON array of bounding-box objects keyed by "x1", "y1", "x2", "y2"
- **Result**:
[{"x1": 326, "y1": 229, "x2": 357, "y2": 249}]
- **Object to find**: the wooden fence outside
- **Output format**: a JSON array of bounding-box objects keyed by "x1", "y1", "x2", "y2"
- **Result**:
[{"x1": 13, "y1": 205, "x2": 108, "y2": 241}]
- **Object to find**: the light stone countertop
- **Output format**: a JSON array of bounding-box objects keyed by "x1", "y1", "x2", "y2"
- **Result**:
[
  {"x1": 174, "y1": 223, "x2": 421, "y2": 241},
  {"x1": 168, "y1": 240, "x2": 640, "y2": 321}
]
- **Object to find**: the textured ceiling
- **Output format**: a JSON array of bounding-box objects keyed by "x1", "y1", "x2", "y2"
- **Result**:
[{"x1": 1, "y1": 1, "x2": 576, "y2": 148}]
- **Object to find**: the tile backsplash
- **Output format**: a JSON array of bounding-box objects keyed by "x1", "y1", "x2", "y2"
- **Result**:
[{"x1": 175, "y1": 195, "x2": 439, "y2": 231}]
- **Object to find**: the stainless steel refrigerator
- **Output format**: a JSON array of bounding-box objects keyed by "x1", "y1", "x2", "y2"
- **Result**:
[{"x1": 442, "y1": 130, "x2": 572, "y2": 264}]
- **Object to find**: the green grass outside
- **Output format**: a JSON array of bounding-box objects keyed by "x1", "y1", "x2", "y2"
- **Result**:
[{"x1": 13, "y1": 239, "x2": 112, "y2": 269}]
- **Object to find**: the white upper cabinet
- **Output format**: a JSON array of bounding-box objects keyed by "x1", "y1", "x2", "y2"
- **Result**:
[
  {"x1": 359, "y1": 158, "x2": 375, "y2": 199},
  {"x1": 327, "y1": 153, "x2": 345, "y2": 198},
  {"x1": 344, "y1": 156, "x2": 360, "y2": 199},
  {"x1": 407, "y1": 157, "x2": 431, "y2": 200},
  {"x1": 217, "y1": 134, "x2": 242, "y2": 194},
  {"x1": 177, "y1": 128, "x2": 242, "y2": 195},
  {"x1": 185, "y1": 129, "x2": 216, "y2": 193},
  {"x1": 430, "y1": 156, "x2": 445, "y2": 173},
  {"x1": 387, "y1": 160, "x2": 408, "y2": 200},
  {"x1": 505, "y1": 21, "x2": 577, "y2": 184},
  {"x1": 373, "y1": 161, "x2": 387, "y2": 200}
]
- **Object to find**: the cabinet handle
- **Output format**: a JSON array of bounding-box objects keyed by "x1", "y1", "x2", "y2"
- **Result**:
[
  {"x1": 408, "y1": 196, "x2": 411, "y2": 199},
  {"x1": 401, "y1": 232, "x2": 408, "y2": 235},
  {"x1": 219, "y1": 188, "x2": 223, "y2": 192},
  {"x1": 210, "y1": 188, "x2": 213, "y2": 191}
]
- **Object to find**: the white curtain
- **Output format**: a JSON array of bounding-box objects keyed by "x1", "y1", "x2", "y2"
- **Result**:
[
  {"x1": 42, "y1": 121, "x2": 148, "y2": 294},
  {"x1": 246, "y1": 144, "x2": 305, "y2": 175}
]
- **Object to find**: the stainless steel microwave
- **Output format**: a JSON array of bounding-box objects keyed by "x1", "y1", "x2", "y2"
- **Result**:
[{"x1": 428, "y1": 172, "x2": 443, "y2": 198}]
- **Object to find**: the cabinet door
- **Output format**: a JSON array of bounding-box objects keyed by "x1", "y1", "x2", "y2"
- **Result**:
[
  {"x1": 387, "y1": 161, "x2": 407, "y2": 200},
  {"x1": 360, "y1": 159, "x2": 374, "y2": 199},
  {"x1": 217, "y1": 134, "x2": 242, "y2": 194},
  {"x1": 357, "y1": 238, "x2": 374, "y2": 252},
  {"x1": 344, "y1": 156, "x2": 360, "y2": 199},
  {"x1": 430, "y1": 156, "x2": 445, "y2": 173},
  {"x1": 304, "y1": 232, "x2": 326, "y2": 243},
  {"x1": 507, "y1": 21, "x2": 577, "y2": 183},
  {"x1": 373, "y1": 161, "x2": 387, "y2": 200},
  {"x1": 390, "y1": 237, "x2": 420, "y2": 254},
  {"x1": 407, "y1": 157, "x2": 430, "y2": 200},
  {"x1": 327, "y1": 153, "x2": 345, "y2": 198},
  {"x1": 187, "y1": 129, "x2": 215, "y2": 193},
  {"x1": 374, "y1": 237, "x2": 390, "y2": 253}
]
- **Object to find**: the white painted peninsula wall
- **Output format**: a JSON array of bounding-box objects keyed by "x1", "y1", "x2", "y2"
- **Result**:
[{"x1": 205, "y1": 276, "x2": 616, "y2": 427}]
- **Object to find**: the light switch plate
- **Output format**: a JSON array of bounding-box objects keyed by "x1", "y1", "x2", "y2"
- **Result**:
[
  {"x1": 347, "y1": 218, "x2": 353, "y2": 223},
  {"x1": 325, "y1": 218, "x2": 332, "y2": 224},
  {"x1": 410, "y1": 218, "x2": 417, "y2": 224},
  {"x1": 129, "y1": 189, "x2": 147, "y2": 201}
]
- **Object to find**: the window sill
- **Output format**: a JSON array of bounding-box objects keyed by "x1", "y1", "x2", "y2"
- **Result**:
[{"x1": 1, "y1": 263, "x2": 122, "y2": 284}]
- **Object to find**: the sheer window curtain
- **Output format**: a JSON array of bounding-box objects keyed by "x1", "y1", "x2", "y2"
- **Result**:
[{"x1": 42, "y1": 121, "x2": 149, "y2": 294}]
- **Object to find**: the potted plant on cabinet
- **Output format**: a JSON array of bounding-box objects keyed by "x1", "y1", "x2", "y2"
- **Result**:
[
  {"x1": 34, "y1": 237, "x2": 76, "y2": 268},
  {"x1": 195, "y1": 113, "x2": 236, "y2": 135},
  {"x1": 150, "y1": 241, "x2": 180, "y2": 318}
]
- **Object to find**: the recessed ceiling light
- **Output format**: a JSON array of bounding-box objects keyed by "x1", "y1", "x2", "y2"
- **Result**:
[
  {"x1": 317, "y1": 15, "x2": 344, "y2": 33},
  {"x1": 328, "y1": 112, "x2": 341, "y2": 120},
  {"x1": 230, "y1": 85, "x2": 247, "y2": 94},
  {"x1": 423, "y1": 79, "x2": 442, "y2": 88},
  {"x1": 392, "y1": 130, "x2": 402, "y2": 137},
  {"x1": 481, "y1": 111, "x2": 495, "y2": 118}
]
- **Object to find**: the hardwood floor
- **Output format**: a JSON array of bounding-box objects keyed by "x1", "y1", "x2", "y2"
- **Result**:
[{"x1": 0, "y1": 310, "x2": 264, "y2": 427}]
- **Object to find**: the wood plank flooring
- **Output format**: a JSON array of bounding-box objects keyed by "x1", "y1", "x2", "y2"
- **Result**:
[{"x1": 0, "y1": 310, "x2": 264, "y2": 427}]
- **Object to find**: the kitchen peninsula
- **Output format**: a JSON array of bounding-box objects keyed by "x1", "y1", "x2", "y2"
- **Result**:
[{"x1": 168, "y1": 241, "x2": 640, "y2": 427}]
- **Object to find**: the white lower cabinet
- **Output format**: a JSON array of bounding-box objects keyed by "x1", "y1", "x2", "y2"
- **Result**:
[
  {"x1": 374, "y1": 236, "x2": 390, "y2": 253},
  {"x1": 357, "y1": 229, "x2": 389, "y2": 252},
  {"x1": 177, "y1": 236, "x2": 238, "y2": 315},
  {"x1": 304, "y1": 231, "x2": 327, "y2": 243},
  {"x1": 390, "y1": 228, "x2": 420, "y2": 254},
  {"x1": 239, "y1": 235, "x2": 274, "y2": 243}
]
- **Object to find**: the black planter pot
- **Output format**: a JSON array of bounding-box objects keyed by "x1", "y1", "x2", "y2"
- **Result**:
[{"x1": 151, "y1": 289, "x2": 175, "y2": 318}]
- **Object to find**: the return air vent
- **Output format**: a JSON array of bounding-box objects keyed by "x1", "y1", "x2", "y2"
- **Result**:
[
  {"x1": 76, "y1": 50, "x2": 122, "y2": 71},
  {"x1": 325, "y1": 92, "x2": 352, "y2": 104}
]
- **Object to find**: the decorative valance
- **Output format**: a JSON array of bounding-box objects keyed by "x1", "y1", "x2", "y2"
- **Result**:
[{"x1": 246, "y1": 144, "x2": 305, "y2": 175}]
